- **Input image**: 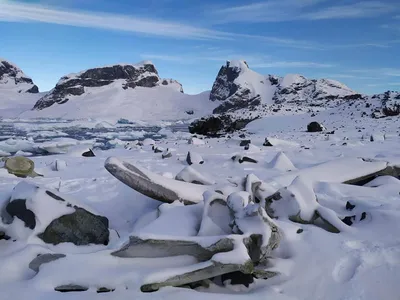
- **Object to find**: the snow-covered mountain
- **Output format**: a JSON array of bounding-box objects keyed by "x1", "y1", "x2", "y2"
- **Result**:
[
  {"x1": 24, "y1": 61, "x2": 215, "y2": 122},
  {"x1": 0, "y1": 59, "x2": 39, "y2": 94},
  {"x1": 210, "y1": 60, "x2": 359, "y2": 114},
  {"x1": 189, "y1": 60, "x2": 400, "y2": 135}
]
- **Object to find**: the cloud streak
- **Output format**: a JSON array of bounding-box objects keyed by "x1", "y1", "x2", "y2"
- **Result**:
[
  {"x1": 0, "y1": 0, "x2": 323, "y2": 49},
  {"x1": 0, "y1": 0, "x2": 226, "y2": 40},
  {"x1": 211, "y1": 0, "x2": 396, "y2": 23},
  {"x1": 141, "y1": 52, "x2": 334, "y2": 69}
]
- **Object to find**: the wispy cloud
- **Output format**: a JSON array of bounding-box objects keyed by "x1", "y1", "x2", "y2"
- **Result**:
[
  {"x1": 141, "y1": 52, "x2": 334, "y2": 69},
  {"x1": 0, "y1": 0, "x2": 226, "y2": 40},
  {"x1": 349, "y1": 68, "x2": 400, "y2": 77},
  {"x1": 304, "y1": 2, "x2": 394, "y2": 20},
  {"x1": 0, "y1": 0, "x2": 325, "y2": 49},
  {"x1": 251, "y1": 61, "x2": 334, "y2": 68},
  {"x1": 320, "y1": 74, "x2": 379, "y2": 80},
  {"x1": 211, "y1": 0, "x2": 396, "y2": 23},
  {"x1": 367, "y1": 82, "x2": 400, "y2": 87}
]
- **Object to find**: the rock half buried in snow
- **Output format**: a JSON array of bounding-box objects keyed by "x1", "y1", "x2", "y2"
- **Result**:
[
  {"x1": 231, "y1": 155, "x2": 258, "y2": 164},
  {"x1": 105, "y1": 157, "x2": 209, "y2": 204},
  {"x1": 186, "y1": 151, "x2": 204, "y2": 165},
  {"x1": 175, "y1": 166, "x2": 214, "y2": 185},
  {"x1": 307, "y1": 121, "x2": 325, "y2": 132},
  {"x1": 55, "y1": 284, "x2": 89, "y2": 293},
  {"x1": 29, "y1": 253, "x2": 66, "y2": 273},
  {"x1": 268, "y1": 152, "x2": 296, "y2": 171},
  {"x1": 2, "y1": 181, "x2": 109, "y2": 245},
  {"x1": 4, "y1": 156, "x2": 41, "y2": 178}
]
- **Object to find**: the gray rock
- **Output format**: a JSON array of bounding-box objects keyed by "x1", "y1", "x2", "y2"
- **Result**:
[
  {"x1": 5, "y1": 199, "x2": 36, "y2": 229},
  {"x1": 38, "y1": 208, "x2": 109, "y2": 246},
  {"x1": 141, "y1": 260, "x2": 253, "y2": 293},
  {"x1": 189, "y1": 114, "x2": 255, "y2": 136},
  {"x1": 162, "y1": 149, "x2": 172, "y2": 159},
  {"x1": 111, "y1": 236, "x2": 235, "y2": 261},
  {"x1": 4, "y1": 182, "x2": 110, "y2": 246},
  {"x1": 186, "y1": 151, "x2": 204, "y2": 165},
  {"x1": 175, "y1": 166, "x2": 214, "y2": 185},
  {"x1": 307, "y1": 121, "x2": 325, "y2": 132},
  {"x1": 55, "y1": 284, "x2": 88, "y2": 293},
  {"x1": 29, "y1": 253, "x2": 66, "y2": 273},
  {"x1": 97, "y1": 287, "x2": 115, "y2": 293}
]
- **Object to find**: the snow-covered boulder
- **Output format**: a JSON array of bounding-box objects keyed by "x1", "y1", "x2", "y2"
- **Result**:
[
  {"x1": 52, "y1": 159, "x2": 67, "y2": 171},
  {"x1": 186, "y1": 151, "x2": 204, "y2": 165},
  {"x1": 0, "y1": 59, "x2": 39, "y2": 93},
  {"x1": 1, "y1": 181, "x2": 110, "y2": 246},
  {"x1": 188, "y1": 137, "x2": 205, "y2": 145},
  {"x1": 175, "y1": 166, "x2": 214, "y2": 185},
  {"x1": 268, "y1": 152, "x2": 296, "y2": 171}
]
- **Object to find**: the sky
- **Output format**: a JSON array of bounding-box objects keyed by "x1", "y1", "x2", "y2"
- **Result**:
[{"x1": 0, "y1": 0, "x2": 399, "y2": 95}]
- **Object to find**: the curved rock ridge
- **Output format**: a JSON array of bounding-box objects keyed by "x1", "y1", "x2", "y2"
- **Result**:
[
  {"x1": 33, "y1": 61, "x2": 183, "y2": 110},
  {"x1": 0, "y1": 59, "x2": 39, "y2": 93},
  {"x1": 210, "y1": 60, "x2": 359, "y2": 114}
]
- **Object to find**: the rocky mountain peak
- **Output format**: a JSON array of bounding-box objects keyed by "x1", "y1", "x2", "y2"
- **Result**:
[
  {"x1": 209, "y1": 61, "x2": 360, "y2": 114},
  {"x1": 33, "y1": 61, "x2": 183, "y2": 111},
  {"x1": 0, "y1": 59, "x2": 39, "y2": 93}
]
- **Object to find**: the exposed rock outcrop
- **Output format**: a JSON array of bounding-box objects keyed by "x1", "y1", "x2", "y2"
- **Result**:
[
  {"x1": 33, "y1": 61, "x2": 183, "y2": 110},
  {"x1": 0, "y1": 59, "x2": 39, "y2": 93}
]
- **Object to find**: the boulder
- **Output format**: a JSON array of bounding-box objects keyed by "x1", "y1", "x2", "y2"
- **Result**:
[
  {"x1": 189, "y1": 114, "x2": 254, "y2": 136},
  {"x1": 240, "y1": 140, "x2": 251, "y2": 147},
  {"x1": 162, "y1": 149, "x2": 172, "y2": 159},
  {"x1": 175, "y1": 166, "x2": 214, "y2": 185},
  {"x1": 231, "y1": 155, "x2": 258, "y2": 164},
  {"x1": 186, "y1": 151, "x2": 204, "y2": 165},
  {"x1": 307, "y1": 121, "x2": 325, "y2": 132},
  {"x1": 55, "y1": 285, "x2": 89, "y2": 293},
  {"x1": 2, "y1": 181, "x2": 110, "y2": 246},
  {"x1": 4, "y1": 156, "x2": 41, "y2": 178}
]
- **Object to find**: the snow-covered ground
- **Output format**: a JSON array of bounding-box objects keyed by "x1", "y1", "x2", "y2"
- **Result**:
[{"x1": 1, "y1": 106, "x2": 400, "y2": 299}]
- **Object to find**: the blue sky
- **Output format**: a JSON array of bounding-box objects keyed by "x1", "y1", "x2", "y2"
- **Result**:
[{"x1": 0, "y1": 0, "x2": 399, "y2": 94}]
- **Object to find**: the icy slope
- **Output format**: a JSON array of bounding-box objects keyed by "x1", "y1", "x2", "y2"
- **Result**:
[
  {"x1": 25, "y1": 61, "x2": 215, "y2": 122},
  {"x1": 22, "y1": 81, "x2": 214, "y2": 122}
]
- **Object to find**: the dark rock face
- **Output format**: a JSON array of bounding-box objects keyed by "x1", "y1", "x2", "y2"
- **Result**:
[
  {"x1": 82, "y1": 149, "x2": 96, "y2": 157},
  {"x1": 307, "y1": 121, "x2": 325, "y2": 132},
  {"x1": 221, "y1": 271, "x2": 254, "y2": 288},
  {"x1": 210, "y1": 61, "x2": 242, "y2": 102},
  {"x1": 5, "y1": 199, "x2": 36, "y2": 229},
  {"x1": 33, "y1": 62, "x2": 182, "y2": 110},
  {"x1": 189, "y1": 114, "x2": 256, "y2": 136},
  {"x1": 210, "y1": 61, "x2": 262, "y2": 114},
  {"x1": 38, "y1": 207, "x2": 109, "y2": 246},
  {"x1": 379, "y1": 91, "x2": 400, "y2": 116},
  {"x1": 2, "y1": 182, "x2": 110, "y2": 246},
  {"x1": 55, "y1": 285, "x2": 89, "y2": 293},
  {"x1": 0, "y1": 60, "x2": 39, "y2": 93}
]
